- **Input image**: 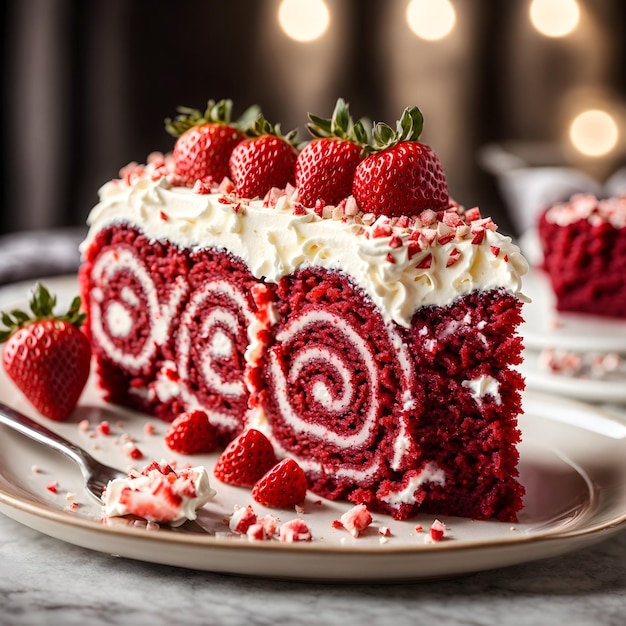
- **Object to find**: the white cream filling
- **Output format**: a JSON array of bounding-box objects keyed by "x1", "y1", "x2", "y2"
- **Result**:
[
  {"x1": 379, "y1": 462, "x2": 446, "y2": 507},
  {"x1": 462, "y1": 375, "x2": 502, "y2": 406}
]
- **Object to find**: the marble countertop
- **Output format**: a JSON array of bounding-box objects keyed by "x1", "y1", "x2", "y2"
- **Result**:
[{"x1": 1, "y1": 512, "x2": 625, "y2": 626}]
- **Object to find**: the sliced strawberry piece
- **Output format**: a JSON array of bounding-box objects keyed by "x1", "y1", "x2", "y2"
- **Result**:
[
  {"x1": 0, "y1": 283, "x2": 91, "y2": 421},
  {"x1": 251, "y1": 458, "x2": 308, "y2": 509},
  {"x1": 164, "y1": 410, "x2": 218, "y2": 455},
  {"x1": 213, "y1": 428, "x2": 277, "y2": 487}
]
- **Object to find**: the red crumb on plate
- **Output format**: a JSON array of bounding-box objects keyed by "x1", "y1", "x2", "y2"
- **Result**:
[
  {"x1": 339, "y1": 504, "x2": 373, "y2": 538},
  {"x1": 123, "y1": 442, "x2": 143, "y2": 460},
  {"x1": 97, "y1": 420, "x2": 111, "y2": 435},
  {"x1": 429, "y1": 519, "x2": 446, "y2": 541},
  {"x1": 229, "y1": 504, "x2": 257, "y2": 535},
  {"x1": 246, "y1": 514, "x2": 281, "y2": 541},
  {"x1": 279, "y1": 518, "x2": 312, "y2": 542}
]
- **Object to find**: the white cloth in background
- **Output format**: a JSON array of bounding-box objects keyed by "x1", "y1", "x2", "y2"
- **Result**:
[{"x1": 0, "y1": 228, "x2": 85, "y2": 285}]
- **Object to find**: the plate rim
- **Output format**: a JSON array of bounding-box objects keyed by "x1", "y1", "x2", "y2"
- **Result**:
[
  {"x1": 1, "y1": 390, "x2": 625, "y2": 559},
  {"x1": 2, "y1": 479, "x2": 626, "y2": 556}
]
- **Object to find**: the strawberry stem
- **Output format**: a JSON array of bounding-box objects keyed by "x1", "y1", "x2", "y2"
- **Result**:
[
  {"x1": 165, "y1": 99, "x2": 261, "y2": 137},
  {"x1": 369, "y1": 106, "x2": 425, "y2": 153},
  {"x1": 306, "y1": 97, "x2": 369, "y2": 147},
  {"x1": 244, "y1": 115, "x2": 299, "y2": 146},
  {"x1": 0, "y1": 283, "x2": 86, "y2": 343}
]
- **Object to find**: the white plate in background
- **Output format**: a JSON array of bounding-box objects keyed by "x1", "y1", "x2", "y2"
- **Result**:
[
  {"x1": 520, "y1": 269, "x2": 626, "y2": 354},
  {"x1": 520, "y1": 349, "x2": 626, "y2": 405}
]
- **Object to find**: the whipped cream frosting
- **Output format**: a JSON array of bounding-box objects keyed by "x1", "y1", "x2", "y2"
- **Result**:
[
  {"x1": 544, "y1": 193, "x2": 626, "y2": 229},
  {"x1": 103, "y1": 461, "x2": 216, "y2": 526},
  {"x1": 81, "y1": 160, "x2": 528, "y2": 327}
]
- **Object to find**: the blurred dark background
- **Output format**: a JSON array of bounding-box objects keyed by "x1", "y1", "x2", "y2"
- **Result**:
[{"x1": 2, "y1": 0, "x2": 626, "y2": 241}]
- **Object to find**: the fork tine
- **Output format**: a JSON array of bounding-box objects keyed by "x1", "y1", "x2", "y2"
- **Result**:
[{"x1": 0, "y1": 402, "x2": 127, "y2": 504}]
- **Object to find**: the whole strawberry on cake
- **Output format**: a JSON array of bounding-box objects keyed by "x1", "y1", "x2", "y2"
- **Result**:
[{"x1": 79, "y1": 98, "x2": 528, "y2": 522}]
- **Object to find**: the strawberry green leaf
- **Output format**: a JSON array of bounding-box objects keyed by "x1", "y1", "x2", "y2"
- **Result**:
[
  {"x1": 305, "y1": 97, "x2": 369, "y2": 146},
  {"x1": 0, "y1": 283, "x2": 86, "y2": 343},
  {"x1": 1, "y1": 312, "x2": 14, "y2": 328},
  {"x1": 245, "y1": 115, "x2": 299, "y2": 146},
  {"x1": 369, "y1": 105, "x2": 426, "y2": 153},
  {"x1": 165, "y1": 99, "x2": 262, "y2": 137}
]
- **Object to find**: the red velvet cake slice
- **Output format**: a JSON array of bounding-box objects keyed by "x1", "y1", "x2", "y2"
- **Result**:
[
  {"x1": 79, "y1": 100, "x2": 529, "y2": 521},
  {"x1": 538, "y1": 193, "x2": 626, "y2": 319}
]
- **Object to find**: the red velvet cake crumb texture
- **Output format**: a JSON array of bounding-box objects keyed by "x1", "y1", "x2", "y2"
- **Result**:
[{"x1": 80, "y1": 223, "x2": 525, "y2": 522}]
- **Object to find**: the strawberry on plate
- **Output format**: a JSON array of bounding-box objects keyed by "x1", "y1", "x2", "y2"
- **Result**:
[
  {"x1": 0, "y1": 283, "x2": 91, "y2": 421},
  {"x1": 296, "y1": 97, "x2": 368, "y2": 207},
  {"x1": 164, "y1": 410, "x2": 218, "y2": 455},
  {"x1": 165, "y1": 99, "x2": 259, "y2": 187},
  {"x1": 352, "y1": 106, "x2": 449, "y2": 217},
  {"x1": 251, "y1": 458, "x2": 308, "y2": 509},
  {"x1": 228, "y1": 116, "x2": 299, "y2": 199},
  {"x1": 213, "y1": 428, "x2": 278, "y2": 487}
]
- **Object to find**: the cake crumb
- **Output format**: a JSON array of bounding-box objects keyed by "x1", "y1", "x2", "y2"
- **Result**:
[
  {"x1": 279, "y1": 518, "x2": 312, "y2": 542},
  {"x1": 97, "y1": 420, "x2": 111, "y2": 436},
  {"x1": 46, "y1": 481, "x2": 59, "y2": 493},
  {"x1": 123, "y1": 442, "x2": 143, "y2": 460},
  {"x1": 339, "y1": 504, "x2": 372, "y2": 538},
  {"x1": 229, "y1": 504, "x2": 257, "y2": 535},
  {"x1": 429, "y1": 519, "x2": 446, "y2": 542}
]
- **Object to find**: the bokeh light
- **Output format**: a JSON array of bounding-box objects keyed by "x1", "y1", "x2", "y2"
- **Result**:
[
  {"x1": 406, "y1": 0, "x2": 456, "y2": 41},
  {"x1": 569, "y1": 109, "x2": 619, "y2": 157},
  {"x1": 278, "y1": 0, "x2": 330, "y2": 42},
  {"x1": 529, "y1": 0, "x2": 580, "y2": 38}
]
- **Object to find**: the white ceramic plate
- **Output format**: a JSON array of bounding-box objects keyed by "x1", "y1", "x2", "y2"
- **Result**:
[
  {"x1": 520, "y1": 269, "x2": 626, "y2": 354},
  {"x1": 1, "y1": 277, "x2": 626, "y2": 581},
  {"x1": 520, "y1": 349, "x2": 626, "y2": 404}
]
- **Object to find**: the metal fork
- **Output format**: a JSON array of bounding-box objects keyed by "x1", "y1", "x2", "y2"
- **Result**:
[{"x1": 0, "y1": 402, "x2": 126, "y2": 502}]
